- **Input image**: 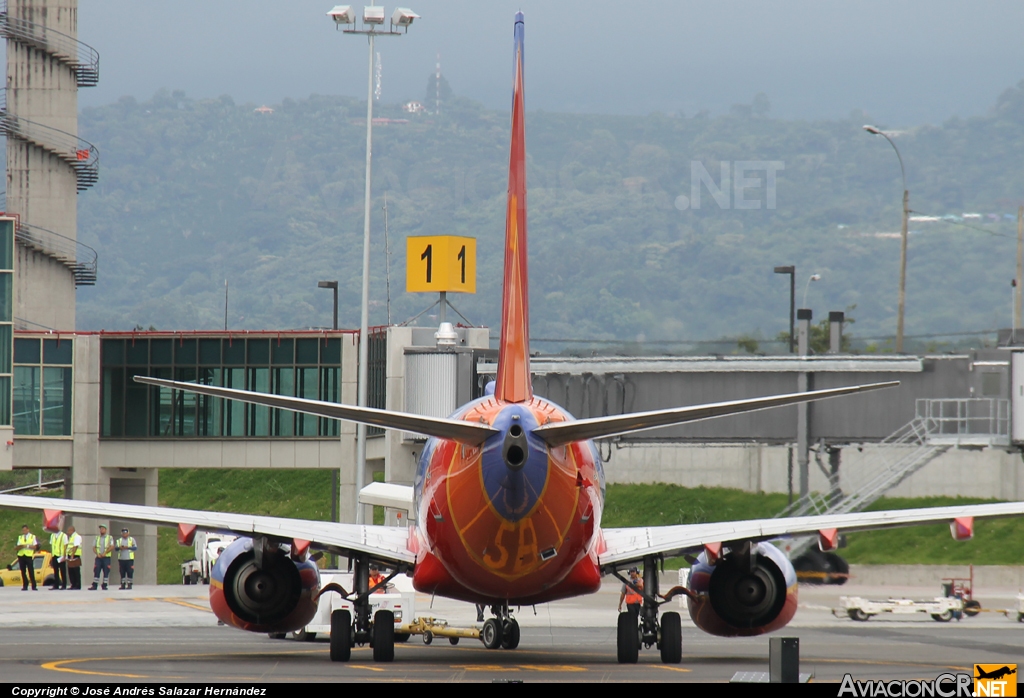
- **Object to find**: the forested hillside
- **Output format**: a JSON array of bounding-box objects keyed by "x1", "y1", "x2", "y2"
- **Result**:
[{"x1": 74, "y1": 81, "x2": 1024, "y2": 352}]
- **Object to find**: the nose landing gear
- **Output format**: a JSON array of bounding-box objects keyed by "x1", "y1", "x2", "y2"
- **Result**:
[{"x1": 480, "y1": 602, "x2": 520, "y2": 650}]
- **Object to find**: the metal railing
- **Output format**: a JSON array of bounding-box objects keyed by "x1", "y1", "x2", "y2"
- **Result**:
[
  {"x1": 0, "y1": 90, "x2": 98, "y2": 192},
  {"x1": 0, "y1": 2, "x2": 99, "y2": 87},
  {"x1": 15, "y1": 221, "x2": 96, "y2": 286},
  {"x1": 917, "y1": 398, "x2": 1010, "y2": 445},
  {"x1": 776, "y1": 397, "x2": 1012, "y2": 560},
  {"x1": 0, "y1": 478, "x2": 65, "y2": 495}
]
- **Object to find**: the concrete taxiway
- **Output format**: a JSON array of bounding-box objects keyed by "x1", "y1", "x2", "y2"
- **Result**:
[{"x1": 0, "y1": 578, "x2": 1020, "y2": 683}]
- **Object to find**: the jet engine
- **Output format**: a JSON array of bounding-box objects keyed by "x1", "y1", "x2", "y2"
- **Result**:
[
  {"x1": 686, "y1": 541, "x2": 798, "y2": 637},
  {"x1": 208, "y1": 537, "x2": 320, "y2": 633}
]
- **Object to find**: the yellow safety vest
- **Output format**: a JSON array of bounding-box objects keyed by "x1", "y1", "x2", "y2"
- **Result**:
[
  {"x1": 94, "y1": 534, "x2": 113, "y2": 558},
  {"x1": 17, "y1": 533, "x2": 37, "y2": 557},
  {"x1": 50, "y1": 532, "x2": 67, "y2": 557},
  {"x1": 118, "y1": 537, "x2": 136, "y2": 561},
  {"x1": 66, "y1": 533, "x2": 82, "y2": 557}
]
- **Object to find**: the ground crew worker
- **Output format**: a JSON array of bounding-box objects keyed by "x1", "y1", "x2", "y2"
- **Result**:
[
  {"x1": 116, "y1": 528, "x2": 137, "y2": 590},
  {"x1": 618, "y1": 567, "x2": 644, "y2": 617},
  {"x1": 89, "y1": 525, "x2": 114, "y2": 590},
  {"x1": 368, "y1": 564, "x2": 386, "y2": 594},
  {"x1": 49, "y1": 527, "x2": 68, "y2": 590},
  {"x1": 65, "y1": 525, "x2": 83, "y2": 590},
  {"x1": 16, "y1": 525, "x2": 39, "y2": 591}
]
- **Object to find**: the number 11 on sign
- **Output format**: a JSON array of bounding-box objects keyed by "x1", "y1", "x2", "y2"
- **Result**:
[{"x1": 406, "y1": 236, "x2": 476, "y2": 293}]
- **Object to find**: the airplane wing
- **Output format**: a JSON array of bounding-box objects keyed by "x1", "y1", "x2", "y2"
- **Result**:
[
  {"x1": 533, "y1": 381, "x2": 898, "y2": 446},
  {"x1": 599, "y1": 501, "x2": 1024, "y2": 570},
  {"x1": 133, "y1": 376, "x2": 499, "y2": 446},
  {"x1": 0, "y1": 494, "x2": 415, "y2": 567}
]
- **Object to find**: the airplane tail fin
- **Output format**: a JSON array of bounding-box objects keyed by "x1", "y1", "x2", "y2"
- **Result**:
[{"x1": 494, "y1": 12, "x2": 532, "y2": 404}]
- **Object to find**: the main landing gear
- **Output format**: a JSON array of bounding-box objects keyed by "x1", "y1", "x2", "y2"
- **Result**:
[
  {"x1": 614, "y1": 556, "x2": 683, "y2": 665},
  {"x1": 480, "y1": 603, "x2": 520, "y2": 650},
  {"x1": 328, "y1": 556, "x2": 400, "y2": 663}
]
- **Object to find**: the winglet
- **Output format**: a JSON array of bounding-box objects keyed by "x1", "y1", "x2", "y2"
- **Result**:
[{"x1": 494, "y1": 12, "x2": 532, "y2": 404}]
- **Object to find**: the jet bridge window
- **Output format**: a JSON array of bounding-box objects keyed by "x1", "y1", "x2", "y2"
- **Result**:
[
  {"x1": 13, "y1": 337, "x2": 73, "y2": 436},
  {"x1": 100, "y1": 335, "x2": 342, "y2": 438}
]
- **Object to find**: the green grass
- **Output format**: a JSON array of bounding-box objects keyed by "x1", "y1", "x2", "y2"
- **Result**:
[
  {"x1": 3, "y1": 477, "x2": 1022, "y2": 582},
  {"x1": 842, "y1": 495, "x2": 1022, "y2": 565},
  {"x1": 603, "y1": 484, "x2": 791, "y2": 527},
  {"x1": 155, "y1": 469, "x2": 334, "y2": 584}
]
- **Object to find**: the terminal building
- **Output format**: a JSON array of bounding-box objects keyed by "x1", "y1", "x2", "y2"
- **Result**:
[{"x1": 3, "y1": 1, "x2": 1024, "y2": 585}]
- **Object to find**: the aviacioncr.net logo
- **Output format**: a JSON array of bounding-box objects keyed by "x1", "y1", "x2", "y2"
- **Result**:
[{"x1": 838, "y1": 673, "x2": 973, "y2": 697}]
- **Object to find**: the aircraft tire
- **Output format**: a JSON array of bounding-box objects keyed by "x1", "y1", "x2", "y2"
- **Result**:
[
  {"x1": 501, "y1": 619, "x2": 520, "y2": 649},
  {"x1": 481, "y1": 618, "x2": 503, "y2": 650},
  {"x1": 372, "y1": 610, "x2": 395, "y2": 662},
  {"x1": 616, "y1": 611, "x2": 639, "y2": 664},
  {"x1": 659, "y1": 612, "x2": 682, "y2": 664},
  {"x1": 330, "y1": 610, "x2": 351, "y2": 662}
]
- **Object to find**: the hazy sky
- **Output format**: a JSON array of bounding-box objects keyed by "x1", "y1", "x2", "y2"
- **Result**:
[{"x1": 73, "y1": 1, "x2": 1024, "y2": 125}]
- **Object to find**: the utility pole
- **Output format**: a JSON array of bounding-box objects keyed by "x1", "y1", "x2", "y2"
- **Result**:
[
  {"x1": 1016, "y1": 205, "x2": 1023, "y2": 331},
  {"x1": 897, "y1": 188, "x2": 908, "y2": 353},
  {"x1": 864, "y1": 125, "x2": 909, "y2": 353}
]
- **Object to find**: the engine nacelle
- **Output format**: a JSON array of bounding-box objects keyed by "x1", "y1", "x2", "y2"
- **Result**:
[
  {"x1": 208, "y1": 537, "x2": 320, "y2": 633},
  {"x1": 687, "y1": 541, "x2": 798, "y2": 637}
]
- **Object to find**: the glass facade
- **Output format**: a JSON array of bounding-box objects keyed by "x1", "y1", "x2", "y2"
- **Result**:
[
  {"x1": 367, "y1": 330, "x2": 387, "y2": 436},
  {"x1": 0, "y1": 220, "x2": 13, "y2": 426},
  {"x1": 13, "y1": 337, "x2": 73, "y2": 436},
  {"x1": 100, "y1": 335, "x2": 344, "y2": 438}
]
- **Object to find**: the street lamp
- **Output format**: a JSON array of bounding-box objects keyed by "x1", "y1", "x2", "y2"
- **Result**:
[
  {"x1": 802, "y1": 273, "x2": 821, "y2": 310},
  {"x1": 328, "y1": 5, "x2": 419, "y2": 524},
  {"x1": 317, "y1": 280, "x2": 339, "y2": 330},
  {"x1": 774, "y1": 265, "x2": 795, "y2": 353},
  {"x1": 864, "y1": 124, "x2": 910, "y2": 353}
]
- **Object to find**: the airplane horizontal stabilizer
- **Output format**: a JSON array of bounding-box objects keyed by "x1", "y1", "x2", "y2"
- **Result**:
[
  {"x1": 359, "y1": 482, "x2": 414, "y2": 512},
  {"x1": 132, "y1": 377, "x2": 499, "y2": 446},
  {"x1": 532, "y1": 381, "x2": 899, "y2": 446}
]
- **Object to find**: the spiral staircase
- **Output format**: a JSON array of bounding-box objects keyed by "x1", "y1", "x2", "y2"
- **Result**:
[{"x1": 0, "y1": 1, "x2": 99, "y2": 287}]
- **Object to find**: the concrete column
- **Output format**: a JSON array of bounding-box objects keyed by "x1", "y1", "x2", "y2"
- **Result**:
[
  {"x1": 338, "y1": 333, "x2": 359, "y2": 523},
  {"x1": 6, "y1": 0, "x2": 83, "y2": 331},
  {"x1": 829, "y1": 311, "x2": 844, "y2": 354},
  {"x1": 796, "y1": 309, "x2": 811, "y2": 498}
]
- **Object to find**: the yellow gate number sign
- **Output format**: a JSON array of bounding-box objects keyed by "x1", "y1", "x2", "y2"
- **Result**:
[{"x1": 406, "y1": 236, "x2": 476, "y2": 293}]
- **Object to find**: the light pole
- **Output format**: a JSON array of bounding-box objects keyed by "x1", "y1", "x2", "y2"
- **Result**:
[
  {"x1": 864, "y1": 124, "x2": 909, "y2": 353},
  {"x1": 328, "y1": 5, "x2": 419, "y2": 524},
  {"x1": 774, "y1": 265, "x2": 795, "y2": 353},
  {"x1": 317, "y1": 280, "x2": 339, "y2": 330},
  {"x1": 802, "y1": 273, "x2": 821, "y2": 310}
]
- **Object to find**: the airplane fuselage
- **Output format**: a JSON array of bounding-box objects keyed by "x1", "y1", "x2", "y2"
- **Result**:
[{"x1": 411, "y1": 396, "x2": 606, "y2": 605}]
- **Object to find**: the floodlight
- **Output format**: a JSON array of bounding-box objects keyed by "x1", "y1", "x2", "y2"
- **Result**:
[
  {"x1": 863, "y1": 124, "x2": 882, "y2": 135},
  {"x1": 391, "y1": 7, "x2": 419, "y2": 29},
  {"x1": 326, "y1": 5, "x2": 356, "y2": 25},
  {"x1": 363, "y1": 6, "x2": 385, "y2": 24}
]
